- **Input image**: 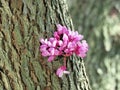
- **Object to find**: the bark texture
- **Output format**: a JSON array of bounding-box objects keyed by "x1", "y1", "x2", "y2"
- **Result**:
[
  {"x1": 0, "y1": 0, "x2": 90, "y2": 90},
  {"x1": 67, "y1": 0, "x2": 120, "y2": 90}
]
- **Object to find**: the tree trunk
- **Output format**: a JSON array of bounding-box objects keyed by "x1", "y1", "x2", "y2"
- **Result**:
[
  {"x1": 0, "y1": 0, "x2": 91, "y2": 90},
  {"x1": 68, "y1": 0, "x2": 120, "y2": 90}
]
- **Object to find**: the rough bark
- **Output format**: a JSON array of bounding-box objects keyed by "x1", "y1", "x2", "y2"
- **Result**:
[
  {"x1": 0, "y1": 0, "x2": 90, "y2": 90},
  {"x1": 68, "y1": 0, "x2": 120, "y2": 90}
]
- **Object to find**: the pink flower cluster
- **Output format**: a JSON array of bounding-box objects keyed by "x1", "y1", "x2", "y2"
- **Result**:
[{"x1": 40, "y1": 24, "x2": 88, "y2": 77}]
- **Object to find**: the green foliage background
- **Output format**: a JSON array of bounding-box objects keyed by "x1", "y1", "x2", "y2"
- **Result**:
[{"x1": 67, "y1": 0, "x2": 120, "y2": 90}]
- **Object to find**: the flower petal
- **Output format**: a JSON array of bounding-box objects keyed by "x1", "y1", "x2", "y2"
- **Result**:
[
  {"x1": 40, "y1": 45, "x2": 47, "y2": 52},
  {"x1": 57, "y1": 24, "x2": 63, "y2": 34},
  {"x1": 52, "y1": 40, "x2": 57, "y2": 47},
  {"x1": 48, "y1": 56, "x2": 55, "y2": 62},
  {"x1": 56, "y1": 67, "x2": 64, "y2": 77},
  {"x1": 63, "y1": 34, "x2": 68, "y2": 41},
  {"x1": 49, "y1": 48, "x2": 55, "y2": 55},
  {"x1": 42, "y1": 51, "x2": 50, "y2": 56},
  {"x1": 63, "y1": 71, "x2": 70, "y2": 74},
  {"x1": 54, "y1": 49, "x2": 60, "y2": 55},
  {"x1": 54, "y1": 32, "x2": 60, "y2": 39},
  {"x1": 56, "y1": 66, "x2": 69, "y2": 77},
  {"x1": 58, "y1": 40, "x2": 63, "y2": 46}
]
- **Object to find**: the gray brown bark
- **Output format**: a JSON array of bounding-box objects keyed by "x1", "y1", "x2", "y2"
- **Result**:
[{"x1": 0, "y1": 0, "x2": 90, "y2": 90}]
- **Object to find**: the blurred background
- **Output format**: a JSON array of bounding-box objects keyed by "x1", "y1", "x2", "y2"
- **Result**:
[{"x1": 67, "y1": 0, "x2": 120, "y2": 90}]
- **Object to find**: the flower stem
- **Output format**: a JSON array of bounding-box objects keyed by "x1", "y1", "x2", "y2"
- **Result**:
[{"x1": 64, "y1": 57, "x2": 66, "y2": 67}]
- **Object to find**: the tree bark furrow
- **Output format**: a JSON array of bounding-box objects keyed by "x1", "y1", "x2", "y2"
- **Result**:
[{"x1": 0, "y1": 0, "x2": 91, "y2": 90}]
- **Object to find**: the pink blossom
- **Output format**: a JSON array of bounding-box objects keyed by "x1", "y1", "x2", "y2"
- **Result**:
[
  {"x1": 54, "y1": 32, "x2": 60, "y2": 40},
  {"x1": 57, "y1": 24, "x2": 68, "y2": 35},
  {"x1": 40, "y1": 38, "x2": 60, "y2": 62},
  {"x1": 40, "y1": 24, "x2": 89, "y2": 77},
  {"x1": 40, "y1": 24, "x2": 89, "y2": 60},
  {"x1": 63, "y1": 33, "x2": 69, "y2": 42},
  {"x1": 68, "y1": 30, "x2": 83, "y2": 42},
  {"x1": 75, "y1": 40, "x2": 88, "y2": 58},
  {"x1": 58, "y1": 40, "x2": 63, "y2": 46},
  {"x1": 56, "y1": 66, "x2": 70, "y2": 77},
  {"x1": 48, "y1": 56, "x2": 55, "y2": 62}
]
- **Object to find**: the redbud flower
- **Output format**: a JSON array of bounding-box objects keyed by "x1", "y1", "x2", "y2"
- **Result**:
[
  {"x1": 56, "y1": 66, "x2": 70, "y2": 77},
  {"x1": 75, "y1": 40, "x2": 89, "y2": 58},
  {"x1": 40, "y1": 38, "x2": 61, "y2": 62}
]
